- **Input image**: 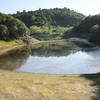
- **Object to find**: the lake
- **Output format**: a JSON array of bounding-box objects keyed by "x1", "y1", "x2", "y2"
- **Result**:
[{"x1": 0, "y1": 40, "x2": 100, "y2": 74}]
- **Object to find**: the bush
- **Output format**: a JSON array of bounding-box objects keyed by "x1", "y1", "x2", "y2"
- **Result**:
[
  {"x1": 30, "y1": 26, "x2": 41, "y2": 34},
  {"x1": 30, "y1": 25, "x2": 72, "y2": 35}
]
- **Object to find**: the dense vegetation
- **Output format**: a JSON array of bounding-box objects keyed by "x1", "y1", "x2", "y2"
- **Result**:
[
  {"x1": 0, "y1": 13, "x2": 30, "y2": 41},
  {"x1": 3, "y1": 7, "x2": 100, "y2": 44},
  {"x1": 73, "y1": 15, "x2": 100, "y2": 33},
  {"x1": 73, "y1": 14, "x2": 100, "y2": 44},
  {"x1": 12, "y1": 8, "x2": 85, "y2": 40},
  {"x1": 30, "y1": 26, "x2": 73, "y2": 40},
  {"x1": 30, "y1": 26, "x2": 72, "y2": 35},
  {"x1": 1, "y1": 7, "x2": 100, "y2": 45},
  {"x1": 13, "y1": 8, "x2": 85, "y2": 27},
  {"x1": 0, "y1": 8, "x2": 85, "y2": 41}
]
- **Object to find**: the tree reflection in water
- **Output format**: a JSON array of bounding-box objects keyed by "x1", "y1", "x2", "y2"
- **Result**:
[{"x1": 0, "y1": 47, "x2": 31, "y2": 70}]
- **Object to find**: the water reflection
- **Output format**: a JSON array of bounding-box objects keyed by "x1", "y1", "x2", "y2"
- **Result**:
[
  {"x1": 31, "y1": 41, "x2": 80, "y2": 57},
  {"x1": 0, "y1": 41, "x2": 99, "y2": 74},
  {"x1": 0, "y1": 47, "x2": 30, "y2": 70}
]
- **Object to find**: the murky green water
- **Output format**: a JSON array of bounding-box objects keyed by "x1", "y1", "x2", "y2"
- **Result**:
[{"x1": 0, "y1": 40, "x2": 99, "y2": 74}]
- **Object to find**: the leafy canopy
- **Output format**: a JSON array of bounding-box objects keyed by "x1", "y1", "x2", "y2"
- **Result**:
[
  {"x1": 0, "y1": 13, "x2": 30, "y2": 41},
  {"x1": 13, "y1": 8, "x2": 85, "y2": 27}
]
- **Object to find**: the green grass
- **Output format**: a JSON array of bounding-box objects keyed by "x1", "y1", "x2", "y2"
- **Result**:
[
  {"x1": 0, "y1": 40, "x2": 24, "y2": 47},
  {"x1": 0, "y1": 41, "x2": 17, "y2": 46},
  {"x1": 0, "y1": 40, "x2": 24, "y2": 55}
]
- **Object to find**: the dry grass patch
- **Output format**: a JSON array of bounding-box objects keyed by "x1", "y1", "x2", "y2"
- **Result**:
[{"x1": 0, "y1": 70, "x2": 98, "y2": 100}]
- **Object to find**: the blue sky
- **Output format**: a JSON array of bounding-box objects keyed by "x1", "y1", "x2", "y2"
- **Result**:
[{"x1": 0, "y1": 0, "x2": 100, "y2": 15}]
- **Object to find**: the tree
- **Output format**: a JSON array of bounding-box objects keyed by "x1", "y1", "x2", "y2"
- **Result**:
[
  {"x1": 0, "y1": 13, "x2": 30, "y2": 40},
  {"x1": 0, "y1": 24, "x2": 9, "y2": 40},
  {"x1": 13, "y1": 8, "x2": 85, "y2": 27},
  {"x1": 30, "y1": 26, "x2": 41, "y2": 34},
  {"x1": 90, "y1": 25, "x2": 100, "y2": 33}
]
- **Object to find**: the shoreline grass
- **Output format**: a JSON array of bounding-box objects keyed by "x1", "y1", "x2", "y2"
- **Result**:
[
  {"x1": 0, "y1": 40, "x2": 24, "y2": 56},
  {"x1": 0, "y1": 36, "x2": 39, "y2": 55},
  {"x1": 0, "y1": 70, "x2": 99, "y2": 100}
]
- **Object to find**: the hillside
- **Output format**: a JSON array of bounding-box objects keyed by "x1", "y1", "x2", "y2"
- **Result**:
[
  {"x1": 72, "y1": 14, "x2": 100, "y2": 45},
  {"x1": 12, "y1": 8, "x2": 85, "y2": 27},
  {"x1": 73, "y1": 14, "x2": 100, "y2": 33},
  {"x1": 0, "y1": 13, "x2": 30, "y2": 41}
]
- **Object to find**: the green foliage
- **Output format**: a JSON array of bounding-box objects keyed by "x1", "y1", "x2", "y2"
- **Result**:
[
  {"x1": 30, "y1": 26, "x2": 72, "y2": 35},
  {"x1": 54, "y1": 26, "x2": 73, "y2": 34},
  {"x1": 13, "y1": 8, "x2": 85, "y2": 27},
  {"x1": 73, "y1": 14, "x2": 100, "y2": 33},
  {"x1": 30, "y1": 26, "x2": 42, "y2": 34},
  {"x1": 0, "y1": 13, "x2": 30, "y2": 41},
  {"x1": 0, "y1": 24, "x2": 9, "y2": 40},
  {"x1": 90, "y1": 24, "x2": 100, "y2": 33},
  {"x1": 89, "y1": 25, "x2": 100, "y2": 45},
  {"x1": 30, "y1": 25, "x2": 72, "y2": 40},
  {"x1": 73, "y1": 14, "x2": 100, "y2": 45}
]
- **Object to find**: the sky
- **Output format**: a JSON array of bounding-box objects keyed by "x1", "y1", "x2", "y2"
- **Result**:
[{"x1": 0, "y1": 0, "x2": 100, "y2": 15}]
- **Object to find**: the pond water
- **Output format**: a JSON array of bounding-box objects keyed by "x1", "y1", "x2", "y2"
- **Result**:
[{"x1": 0, "y1": 40, "x2": 100, "y2": 74}]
